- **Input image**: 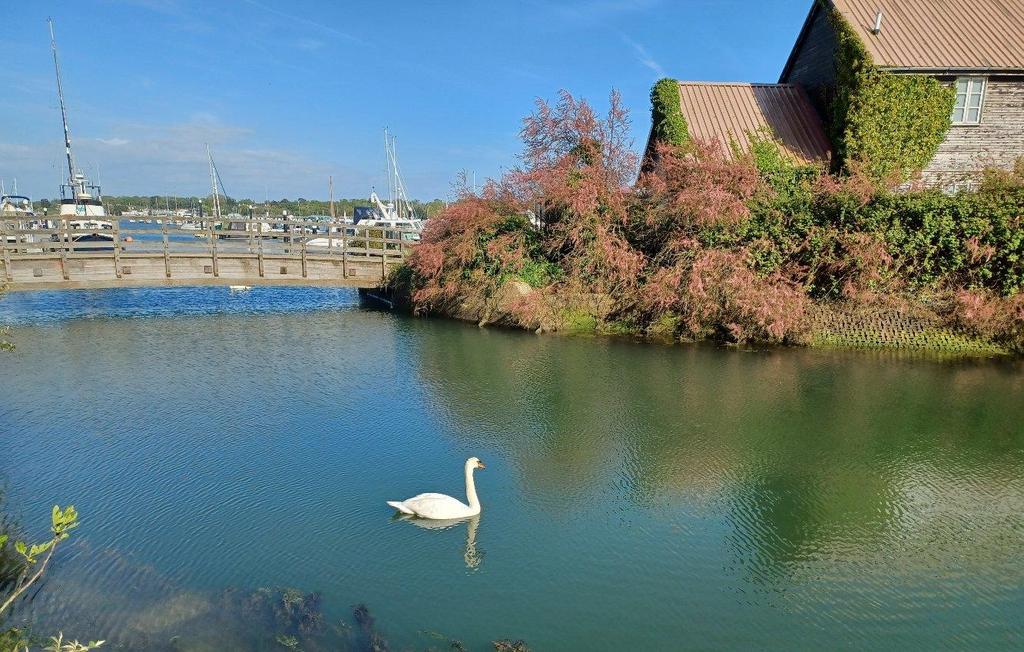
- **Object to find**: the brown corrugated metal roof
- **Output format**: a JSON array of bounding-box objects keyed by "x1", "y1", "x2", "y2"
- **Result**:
[
  {"x1": 832, "y1": 0, "x2": 1024, "y2": 70},
  {"x1": 677, "y1": 82, "x2": 832, "y2": 164}
]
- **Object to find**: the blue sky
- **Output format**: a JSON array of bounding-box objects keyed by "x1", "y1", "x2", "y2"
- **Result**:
[{"x1": 2, "y1": 0, "x2": 811, "y2": 201}]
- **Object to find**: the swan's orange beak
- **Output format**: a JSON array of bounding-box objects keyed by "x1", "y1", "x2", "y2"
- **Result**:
[{"x1": 477, "y1": 460, "x2": 486, "y2": 469}]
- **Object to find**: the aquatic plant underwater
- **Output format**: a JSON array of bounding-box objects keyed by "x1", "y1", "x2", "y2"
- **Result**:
[{"x1": 0, "y1": 504, "x2": 526, "y2": 651}]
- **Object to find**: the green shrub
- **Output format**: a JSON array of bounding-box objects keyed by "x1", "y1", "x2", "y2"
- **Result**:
[
  {"x1": 512, "y1": 260, "x2": 563, "y2": 289},
  {"x1": 650, "y1": 78, "x2": 689, "y2": 148},
  {"x1": 862, "y1": 189, "x2": 1024, "y2": 294}
]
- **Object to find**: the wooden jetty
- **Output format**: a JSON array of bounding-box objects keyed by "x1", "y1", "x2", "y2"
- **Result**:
[{"x1": 0, "y1": 216, "x2": 416, "y2": 291}]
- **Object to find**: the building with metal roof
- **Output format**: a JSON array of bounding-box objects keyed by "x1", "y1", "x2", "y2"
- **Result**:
[
  {"x1": 780, "y1": 0, "x2": 1024, "y2": 186},
  {"x1": 675, "y1": 82, "x2": 832, "y2": 165},
  {"x1": 645, "y1": 0, "x2": 1024, "y2": 187}
]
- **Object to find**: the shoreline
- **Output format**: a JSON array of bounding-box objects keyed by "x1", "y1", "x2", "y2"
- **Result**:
[{"x1": 372, "y1": 284, "x2": 1015, "y2": 359}]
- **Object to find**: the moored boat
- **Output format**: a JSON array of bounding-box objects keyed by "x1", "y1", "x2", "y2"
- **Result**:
[{"x1": 47, "y1": 19, "x2": 115, "y2": 250}]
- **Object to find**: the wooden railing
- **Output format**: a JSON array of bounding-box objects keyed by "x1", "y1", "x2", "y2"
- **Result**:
[{"x1": 0, "y1": 216, "x2": 418, "y2": 290}]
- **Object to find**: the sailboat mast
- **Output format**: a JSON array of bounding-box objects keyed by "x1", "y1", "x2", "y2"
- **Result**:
[
  {"x1": 384, "y1": 128, "x2": 392, "y2": 214},
  {"x1": 329, "y1": 175, "x2": 335, "y2": 220},
  {"x1": 390, "y1": 135, "x2": 400, "y2": 218},
  {"x1": 48, "y1": 18, "x2": 77, "y2": 191},
  {"x1": 207, "y1": 144, "x2": 221, "y2": 220}
]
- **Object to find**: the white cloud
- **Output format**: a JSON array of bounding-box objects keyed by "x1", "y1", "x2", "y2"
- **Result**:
[
  {"x1": 240, "y1": 0, "x2": 366, "y2": 46},
  {"x1": 622, "y1": 35, "x2": 666, "y2": 78},
  {"x1": 96, "y1": 137, "x2": 130, "y2": 147}
]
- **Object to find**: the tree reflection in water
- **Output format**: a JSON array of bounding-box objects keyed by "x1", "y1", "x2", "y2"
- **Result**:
[{"x1": 413, "y1": 325, "x2": 1024, "y2": 583}]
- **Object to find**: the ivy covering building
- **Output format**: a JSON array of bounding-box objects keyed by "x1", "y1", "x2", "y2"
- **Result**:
[{"x1": 646, "y1": 0, "x2": 1024, "y2": 189}]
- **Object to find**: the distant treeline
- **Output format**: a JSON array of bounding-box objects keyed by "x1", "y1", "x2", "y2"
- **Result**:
[{"x1": 32, "y1": 195, "x2": 448, "y2": 219}]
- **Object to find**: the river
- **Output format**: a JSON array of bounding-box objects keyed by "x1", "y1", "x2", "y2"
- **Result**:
[{"x1": 1, "y1": 287, "x2": 1022, "y2": 651}]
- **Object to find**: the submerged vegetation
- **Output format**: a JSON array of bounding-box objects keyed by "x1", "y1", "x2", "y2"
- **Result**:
[
  {"x1": 1, "y1": 506, "x2": 101, "y2": 652},
  {"x1": 399, "y1": 90, "x2": 1024, "y2": 355},
  {"x1": 0, "y1": 499, "x2": 524, "y2": 651}
]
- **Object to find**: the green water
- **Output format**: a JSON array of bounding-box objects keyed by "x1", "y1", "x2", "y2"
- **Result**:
[{"x1": 1, "y1": 288, "x2": 1023, "y2": 651}]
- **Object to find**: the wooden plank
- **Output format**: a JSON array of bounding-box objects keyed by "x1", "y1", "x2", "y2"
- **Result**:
[
  {"x1": 2, "y1": 276, "x2": 384, "y2": 291},
  {"x1": 342, "y1": 227, "x2": 348, "y2": 279}
]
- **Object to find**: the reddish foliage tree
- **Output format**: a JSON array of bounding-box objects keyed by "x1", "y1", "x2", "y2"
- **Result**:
[
  {"x1": 508, "y1": 90, "x2": 645, "y2": 295},
  {"x1": 641, "y1": 140, "x2": 762, "y2": 235},
  {"x1": 406, "y1": 192, "x2": 537, "y2": 313},
  {"x1": 951, "y1": 289, "x2": 1024, "y2": 352}
]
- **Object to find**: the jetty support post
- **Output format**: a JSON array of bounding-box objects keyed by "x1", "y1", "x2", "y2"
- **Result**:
[
  {"x1": 112, "y1": 217, "x2": 122, "y2": 278},
  {"x1": 257, "y1": 222, "x2": 265, "y2": 277},
  {"x1": 0, "y1": 222, "x2": 11, "y2": 282},
  {"x1": 208, "y1": 223, "x2": 219, "y2": 277},
  {"x1": 162, "y1": 220, "x2": 171, "y2": 278},
  {"x1": 59, "y1": 217, "x2": 70, "y2": 280}
]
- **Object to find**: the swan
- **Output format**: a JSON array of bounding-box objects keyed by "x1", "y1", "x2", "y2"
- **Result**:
[{"x1": 387, "y1": 457, "x2": 486, "y2": 519}]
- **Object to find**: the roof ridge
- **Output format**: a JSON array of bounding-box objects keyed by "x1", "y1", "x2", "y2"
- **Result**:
[{"x1": 676, "y1": 81, "x2": 799, "y2": 88}]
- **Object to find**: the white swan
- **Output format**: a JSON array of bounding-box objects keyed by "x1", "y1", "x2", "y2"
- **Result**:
[{"x1": 387, "y1": 457, "x2": 486, "y2": 519}]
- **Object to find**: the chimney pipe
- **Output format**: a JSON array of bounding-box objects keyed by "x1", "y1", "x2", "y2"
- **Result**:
[{"x1": 872, "y1": 9, "x2": 884, "y2": 34}]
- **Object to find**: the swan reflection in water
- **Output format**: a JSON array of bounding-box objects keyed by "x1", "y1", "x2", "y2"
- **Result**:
[{"x1": 393, "y1": 514, "x2": 483, "y2": 569}]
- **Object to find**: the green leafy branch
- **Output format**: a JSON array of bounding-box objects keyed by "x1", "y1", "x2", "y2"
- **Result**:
[
  {"x1": 0, "y1": 506, "x2": 80, "y2": 618},
  {"x1": 43, "y1": 632, "x2": 104, "y2": 652}
]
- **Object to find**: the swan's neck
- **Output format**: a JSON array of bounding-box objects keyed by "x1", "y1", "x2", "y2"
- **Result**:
[{"x1": 465, "y1": 465, "x2": 480, "y2": 511}]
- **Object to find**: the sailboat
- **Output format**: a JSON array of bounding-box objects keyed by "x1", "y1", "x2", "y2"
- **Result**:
[
  {"x1": 47, "y1": 19, "x2": 115, "y2": 248},
  {"x1": 0, "y1": 179, "x2": 36, "y2": 222},
  {"x1": 306, "y1": 131, "x2": 422, "y2": 251},
  {"x1": 355, "y1": 130, "x2": 423, "y2": 238},
  {"x1": 1, "y1": 180, "x2": 39, "y2": 250}
]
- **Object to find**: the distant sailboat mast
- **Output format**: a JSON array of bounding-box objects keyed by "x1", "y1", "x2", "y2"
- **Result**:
[
  {"x1": 48, "y1": 17, "x2": 80, "y2": 198},
  {"x1": 207, "y1": 144, "x2": 222, "y2": 221},
  {"x1": 382, "y1": 128, "x2": 415, "y2": 220},
  {"x1": 329, "y1": 175, "x2": 336, "y2": 220}
]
